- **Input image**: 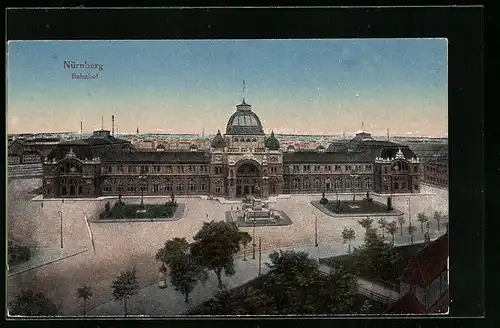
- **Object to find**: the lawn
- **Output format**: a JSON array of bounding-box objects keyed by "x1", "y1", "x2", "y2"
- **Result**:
[
  {"x1": 324, "y1": 199, "x2": 390, "y2": 214},
  {"x1": 100, "y1": 202, "x2": 178, "y2": 219}
]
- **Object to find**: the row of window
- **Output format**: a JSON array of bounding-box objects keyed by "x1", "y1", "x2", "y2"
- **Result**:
[
  {"x1": 425, "y1": 166, "x2": 447, "y2": 174},
  {"x1": 284, "y1": 177, "x2": 373, "y2": 191},
  {"x1": 233, "y1": 137, "x2": 258, "y2": 142},
  {"x1": 104, "y1": 165, "x2": 210, "y2": 175},
  {"x1": 102, "y1": 181, "x2": 210, "y2": 193},
  {"x1": 22, "y1": 154, "x2": 41, "y2": 163},
  {"x1": 425, "y1": 176, "x2": 448, "y2": 185},
  {"x1": 291, "y1": 164, "x2": 372, "y2": 174}
]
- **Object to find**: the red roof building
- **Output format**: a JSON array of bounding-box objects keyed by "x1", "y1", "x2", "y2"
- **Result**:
[{"x1": 386, "y1": 233, "x2": 449, "y2": 314}]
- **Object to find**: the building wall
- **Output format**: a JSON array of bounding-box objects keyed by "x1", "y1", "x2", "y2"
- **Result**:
[
  {"x1": 423, "y1": 161, "x2": 448, "y2": 188},
  {"x1": 400, "y1": 268, "x2": 449, "y2": 312},
  {"x1": 283, "y1": 163, "x2": 374, "y2": 194},
  {"x1": 42, "y1": 150, "x2": 421, "y2": 199}
]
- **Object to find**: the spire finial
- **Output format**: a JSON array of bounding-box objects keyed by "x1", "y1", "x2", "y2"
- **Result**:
[
  {"x1": 362, "y1": 121, "x2": 364, "y2": 131},
  {"x1": 243, "y1": 80, "x2": 246, "y2": 103},
  {"x1": 101, "y1": 116, "x2": 104, "y2": 130}
]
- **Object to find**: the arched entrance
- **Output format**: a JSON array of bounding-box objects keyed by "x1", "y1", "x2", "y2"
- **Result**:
[
  {"x1": 235, "y1": 161, "x2": 262, "y2": 198},
  {"x1": 56, "y1": 159, "x2": 84, "y2": 197}
]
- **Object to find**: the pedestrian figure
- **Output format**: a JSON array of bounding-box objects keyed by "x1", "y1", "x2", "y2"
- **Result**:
[{"x1": 206, "y1": 213, "x2": 208, "y2": 218}]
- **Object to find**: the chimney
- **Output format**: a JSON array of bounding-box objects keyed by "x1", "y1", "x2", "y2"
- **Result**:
[
  {"x1": 112, "y1": 115, "x2": 115, "y2": 136},
  {"x1": 80, "y1": 121, "x2": 83, "y2": 138}
]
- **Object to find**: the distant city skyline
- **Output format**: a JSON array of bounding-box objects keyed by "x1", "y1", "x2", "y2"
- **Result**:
[{"x1": 8, "y1": 39, "x2": 447, "y2": 137}]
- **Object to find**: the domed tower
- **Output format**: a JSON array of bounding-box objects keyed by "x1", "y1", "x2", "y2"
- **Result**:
[
  {"x1": 225, "y1": 99, "x2": 266, "y2": 149},
  {"x1": 211, "y1": 130, "x2": 225, "y2": 149},
  {"x1": 265, "y1": 131, "x2": 280, "y2": 150}
]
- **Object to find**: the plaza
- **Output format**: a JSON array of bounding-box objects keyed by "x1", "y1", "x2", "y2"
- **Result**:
[{"x1": 7, "y1": 176, "x2": 447, "y2": 316}]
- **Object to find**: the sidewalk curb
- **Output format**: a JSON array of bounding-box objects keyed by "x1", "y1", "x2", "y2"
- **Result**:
[{"x1": 7, "y1": 248, "x2": 89, "y2": 277}]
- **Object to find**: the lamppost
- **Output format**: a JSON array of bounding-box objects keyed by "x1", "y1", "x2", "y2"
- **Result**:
[
  {"x1": 314, "y1": 215, "x2": 318, "y2": 247},
  {"x1": 407, "y1": 198, "x2": 412, "y2": 228},
  {"x1": 57, "y1": 210, "x2": 63, "y2": 249},
  {"x1": 252, "y1": 216, "x2": 256, "y2": 260},
  {"x1": 139, "y1": 175, "x2": 147, "y2": 207},
  {"x1": 349, "y1": 171, "x2": 360, "y2": 203}
]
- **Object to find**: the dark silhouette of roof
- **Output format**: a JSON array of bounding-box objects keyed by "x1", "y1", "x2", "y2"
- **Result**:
[
  {"x1": 211, "y1": 130, "x2": 226, "y2": 148},
  {"x1": 385, "y1": 292, "x2": 426, "y2": 314},
  {"x1": 283, "y1": 151, "x2": 373, "y2": 163},
  {"x1": 265, "y1": 131, "x2": 280, "y2": 150},
  {"x1": 46, "y1": 130, "x2": 134, "y2": 161},
  {"x1": 400, "y1": 233, "x2": 448, "y2": 287}
]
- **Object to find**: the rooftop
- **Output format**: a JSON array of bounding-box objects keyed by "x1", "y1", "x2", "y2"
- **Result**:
[{"x1": 400, "y1": 233, "x2": 448, "y2": 287}]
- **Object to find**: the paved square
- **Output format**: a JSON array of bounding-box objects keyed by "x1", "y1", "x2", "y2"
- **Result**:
[{"x1": 8, "y1": 178, "x2": 448, "y2": 315}]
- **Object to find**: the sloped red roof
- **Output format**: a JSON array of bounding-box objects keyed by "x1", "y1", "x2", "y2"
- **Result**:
[
  {"x1": 400, "y1": 233, "x2": 448, "y2": 287},
  {"x1": 385, "y1": 291, "x2": 426, "y2": 314}
]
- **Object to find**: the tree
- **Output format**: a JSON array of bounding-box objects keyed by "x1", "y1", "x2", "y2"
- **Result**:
[
  {"x1": 240, "y1": 232, "x2": 252, "y2": 261},
  {"x1": 378, "y1": 218, "x2": 388, "y2": 238},
  {"x1": 386, "y1": 221, "x2": 398, "y2": 245},
  {"x1": 9, "y1": 289, "x2": 58, "y2": 316},
  {"x1": 397, "y1": 216, "x2": 406, "y2": 236},
  {"x1": 111, "y1": 268, "x2": 139, "y2": 316},
  {"x1": 191, "y1": 221, "x2": 251, "y2": 286},
  {"x1": 416, "y1": 213, "x2": 429, "y2": 234},
  {"x1": 76, "y1": 285, "x2": 92, "y2": 316},
  {"x1": 358, "y1": 217, "x2": 373, "y2": 233},
  {"x1": 433, "y1": 211, "x2": 443, "y2": 231},
  {"x1": 170, "y1": 253, "x2": 208, "y2": 303},
  {"x1": 265, "y1": 250, "x2": 357, "y2": 314},
  {"x1": 341, "y1": 227, "x2": 356, "y2": 253},
  {"x1": 155, "y1": 237, "x2": 208, "y2": 303},
  {"x1": 155, "y1": 237, "x2": 190, "y2": 265},
  {"x1": 351, "y1": 229, "x2": 404, "y2": 282},
  {"x1": 408, "y1": 225, "x2": 417, "y2": 244}
]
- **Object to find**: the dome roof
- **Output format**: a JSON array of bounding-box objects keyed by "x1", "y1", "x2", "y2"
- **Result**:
[
  {"x1": 225, "y1": 100, "x2": 264, "y2": 135},
  {"x1": 211, "y1": 130, "x2": 225, "y2": 148},
  {"x1": 265, "y1": 131, "x2": 280, "y2": 150}
]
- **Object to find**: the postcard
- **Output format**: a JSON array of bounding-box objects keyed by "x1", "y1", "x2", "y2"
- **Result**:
[{"x1": 7, "y1": 39, "x2": 449, "y2": 317}]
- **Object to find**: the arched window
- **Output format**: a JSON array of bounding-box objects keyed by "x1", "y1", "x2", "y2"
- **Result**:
[
  {"x1": 303, "y1": 179, "x2": 310, "y2": 190},
  {"x1": 234, "y1": 138, "x2": 239, "y2": 142},
  {"x1": 188, "y1": 179, "x2": 196, "y2": 191},
  {"x1": 102, "y1": 179, "x2": 112, "y2": 192},
  {"x1": 252, "y1": 138, "x2": 257, "y2": 142},
  {"x1": 325, "y1": 178, "x2": 332, "y2": 191},
  {"x1": 392, "y1": 160, "x2": 409, "y2": 172},
  {"x1": 334, "y1": 178, "x2": 342, "y2": 190},
  {"x1": 345, "y1": 178, "x2": 352, "y2": 189},
  {"x1": 215, "y1": 180, "x2": 222, "y2": 193},
  {"x1": 246, "y1": 138, "x2": 251, "y2": 142},
  {"x1": 293, "y1": 178, "x2": 300, "y2": 190},
  {"x1": 314, "y1": 178, "x2": 321, "y2": 191},
  {"x1": 365, "y1": 177, "x2": 372, "y2": 190},
  {"x1": 354, "y1": 178, "x2": 362, "y2": 190}
]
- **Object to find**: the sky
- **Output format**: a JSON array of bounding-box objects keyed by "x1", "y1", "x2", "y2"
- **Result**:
[{"x1": 7, "y1": 39, "x2": 447, "y2": 137}]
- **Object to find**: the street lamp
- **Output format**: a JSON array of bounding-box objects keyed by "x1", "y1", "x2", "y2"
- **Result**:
[
  {"x1": 252, "y1": 216, "x2": 256, "y2": 260},
  {"x1": 314, "y1": 215, "x2": 318, "y2": 247},
  {"x1": 349, "y1": 171, "x2": 359, "y2": 203},
  {"x1": 407, "y1": 198, "x2": 412, "y2": 228},
  {"x1": 138, "y1": 175, "x2": 147, "y2": 207},
  {"x1": 57, "y1": 210, "x2": 63, "y2": 249}
]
